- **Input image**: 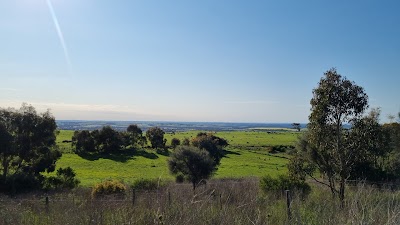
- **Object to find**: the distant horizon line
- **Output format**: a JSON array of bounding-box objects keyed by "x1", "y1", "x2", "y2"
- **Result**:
[{"x1": 56, "y1": 119, "x2": 309, "y2": 124}]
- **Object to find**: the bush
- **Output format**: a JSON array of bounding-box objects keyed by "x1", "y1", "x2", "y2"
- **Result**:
[
  {"x1": 268, "y1": 145, "x2": 290, "y2": 153},
  {"x1": 91, "y1": 180, "x2": 127, "y2": 198},
  {"x1": 260, "y1": 174, "x2": 311, "y2": 198},
  {"x1": 44, "y1": 167, "x2": 80, "y2": 190},
  {"x1": 168, "y1": 146, "x2": 217, "y2": 190},
  {"x1": 131, "y1": 178, "x2": 164, "y2": 191},
  {"x1": 170, "y1": 138, "x2": 181, "y2": 149}
]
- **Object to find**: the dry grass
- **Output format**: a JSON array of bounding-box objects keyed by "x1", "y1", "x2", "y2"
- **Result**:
[{"x1": 1, "y1": 179, "x2": 400, "y2": 225}]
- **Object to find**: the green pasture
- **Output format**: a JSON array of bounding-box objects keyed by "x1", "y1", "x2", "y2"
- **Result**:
[
  {"x1": 164, "y1": 130, "x2": 299, "y2": 148},
  {"x1": 54, "y1": 130, "x2": 298, "y2": 186}
]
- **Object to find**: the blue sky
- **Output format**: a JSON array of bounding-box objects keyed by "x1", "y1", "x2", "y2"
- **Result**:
[{"x1": 1, "y1": 0, "x2": 399, "y2": 123}]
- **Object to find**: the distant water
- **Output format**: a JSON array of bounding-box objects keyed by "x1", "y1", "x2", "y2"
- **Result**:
[{"x1": 56, "y1": 120, "x2": 307, "y2": 132}]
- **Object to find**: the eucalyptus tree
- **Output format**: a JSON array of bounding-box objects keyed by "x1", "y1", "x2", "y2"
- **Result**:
[
  {"x1": 0, "y1": 104, "x2": 61, "y2": 191},
  {"x1": 288, "y1": 69, "x2": 377, "y2": 205},
  {"x1": 168, "y1": 146, "x2": 217, "y2": 190}
]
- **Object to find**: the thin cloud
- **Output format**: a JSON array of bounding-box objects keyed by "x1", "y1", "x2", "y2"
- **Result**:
[
  {"x1": 0, "y1": 88, "x2": 20, "y2": 92},
  {"x1": 224, "y1": 100, "x2": 279, "y2": 104}
]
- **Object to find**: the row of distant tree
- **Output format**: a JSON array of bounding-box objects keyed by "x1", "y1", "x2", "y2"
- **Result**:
[
  {"x1": 72, "y1": 125, "x2": 229, "y2": 190},
  {"x1": 71, "y1": 125, "x2": 157, "y2": 154}
]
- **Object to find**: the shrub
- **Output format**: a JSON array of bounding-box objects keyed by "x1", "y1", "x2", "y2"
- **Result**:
[
  {"x1": 131, "y1": 178, "x2": 164, "y2": 191},
  {"x1": 260, "y1": 174, "x2": 311, "y2": 198},
  {"x1": 91, "y1": 180, "x2": 127, "y2": 198},
  {"x1": 168, "y1": 146, "x2": 217, "y2": 190},
  {"x1": 170, "y1": 138, "x2": 181, "y2": 149},
  {"x1": 182, "y1": 137, "x2": 190, "y2": 146},
  {"x1": 44, "y1": 167, "x2": 80, "y2": 190}
]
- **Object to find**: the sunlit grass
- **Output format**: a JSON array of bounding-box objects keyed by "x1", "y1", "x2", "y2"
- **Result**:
[{"x1": 54, "y1": 130, "x2": 294, "y2": 186}]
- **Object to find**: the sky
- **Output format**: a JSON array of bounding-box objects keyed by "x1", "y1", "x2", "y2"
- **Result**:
[{"x1": 1, "y1": 0, "x2": 399, "y2": 123}]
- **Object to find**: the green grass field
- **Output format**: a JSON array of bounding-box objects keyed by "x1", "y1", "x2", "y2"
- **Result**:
[{"x1": 55, "y1": 130, "x2": 299, "y2": 186}]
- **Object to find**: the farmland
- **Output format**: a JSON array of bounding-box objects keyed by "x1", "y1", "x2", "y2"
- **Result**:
[{"x1": 54, "y1": 130, "x2": 298, "y2": 186}]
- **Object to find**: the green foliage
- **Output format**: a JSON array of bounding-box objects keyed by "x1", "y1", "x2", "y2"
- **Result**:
[
  {"x1": 131, "y1": 178, "x2": 164, "y2": 191},
  {"x1": 146, "y1": 127, "x2": 166, "y2": 149},
  {"x1": 168, "y1": 146, "x2": 217, "y2": 190},
  {"x1": 170, "y1": 138, "x2": 181, "y2": 149},
  {"x1": 289, "y1": 69, "x2": 392, "y2": 204},
  {"x1": 182, "y1": 137, "x2": 190, "y2": 146},
  {"x1": 191, "y1": 132, "x2": 228, "y2": 165},
  {"x1": 72, "y1": 126, "x2": 125, "y2": 154},
  {"x1": 97, "y1": 126, "x2": 124, "y2": 153},
  {"x1": 292, "y1": 123, "x2": 301, "y2": 131},
  {"x1": 268, "y1": 145, "x2": 293, "y2": 153},
  {"x1": 72, "y1": 130, "x2": 95, "y2": 153},
  {"x1": 260, "y1": 174, "x2": 311, "y2": 197},
  {"x1": 91, "y1": 179, "x2": 127, "y2": 198},
  {"x1": 125, "y1": 124, "x2": 146, "y2": 148},
  {"x1": 45, "y1": 167, "x2": 80, "y2": 190},
  {"x1": 0, "y1": 104, "x2": 61, "y2": 192}
]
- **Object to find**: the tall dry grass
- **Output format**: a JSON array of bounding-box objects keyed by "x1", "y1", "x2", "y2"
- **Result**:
[{"x1": 1, "y1": 179, "x2": 400, "y2": 225}]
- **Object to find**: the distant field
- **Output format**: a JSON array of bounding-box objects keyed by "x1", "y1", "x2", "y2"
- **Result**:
[
  {"x1": 165, "y1": 130, "x2": 299, "y2": 148},
  {"x1": 54, "y1": 130, "x2": 299, "y2": 186}
]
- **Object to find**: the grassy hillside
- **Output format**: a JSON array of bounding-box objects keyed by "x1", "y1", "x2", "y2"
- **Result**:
[{"x1": 55, "y1": 130, "x2": 299, "y2": 186}]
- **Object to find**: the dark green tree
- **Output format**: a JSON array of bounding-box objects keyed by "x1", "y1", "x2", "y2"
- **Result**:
[
  {"x1": 191, "y1": 132, "x2": 228, "y2": 165},
  {"x1": 125, "y1": 124, "x2": 146, "y2": 148},
  {"x1": 170, "y1": 138, "x2": 181, "y2": 149},
  {"x1": 182, "y1": 137, "x2": 190, "y2": 146},
  {"x1": 146, "y1": 127, "x2": 166, "y2": 149},
  {"x1": 45, "y1": 167, "x2": 80, "y2": 190},
  {"x1": 0, "y1": 104, "x2": 61, "y2": 191},
  {"x1": 71, "y1": 130, "x2": 96, "y2": 153},
  {"x1": 168, "y1": 146, "x2": 217, "y2": 190},
  {"x1": 292, "y1": 123, "x2": 301, "y2": 131},
  {"x1": 97, "y1": 126, "x2": 124, "y2": 153}
]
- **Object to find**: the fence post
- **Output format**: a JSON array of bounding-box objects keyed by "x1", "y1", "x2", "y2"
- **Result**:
[
  {"x1": 168, "y1": 190, "x2": 171, "y2": 206},
  {"x1": 45, "y1": 195, "x2": 49, "y2": 213},
  {"x1": 285, "y1": 190, "x2": 292, "y2": 221},
  {"x1": 132, "y1": 188, "x2": 136, "y2": 206},
  {"x1": 219, "y1": 193, "x2": 222, "y2": 210}
]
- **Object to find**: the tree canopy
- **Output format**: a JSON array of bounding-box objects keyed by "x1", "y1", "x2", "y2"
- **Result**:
[
  {"x1": 0, "y1": 104, "x2": 61, "y2": 192},
  {"x1": 288, "y1": 69, "x2": 391, "y2": 205},
  {"x1": 146, "y1": 127, "x2": 166, "y2": 149},
  {"x1": 168, "y1": 145, "x2": 217, "y2": 190},
  {"x1": 191, "y1": 132, "x2": 228, "y2": 165}
]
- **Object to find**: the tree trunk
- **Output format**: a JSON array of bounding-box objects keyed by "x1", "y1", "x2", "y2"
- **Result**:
[
  {"x1": 339, "y1": 177, "x2": 345, "y2": 208},
  {"x1": 2, "y1": 155, "x2": 9, "y2": 181}
]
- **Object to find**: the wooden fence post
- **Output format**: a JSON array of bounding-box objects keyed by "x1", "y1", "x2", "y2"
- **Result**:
[
  {"x1": 132, "y1": 188, "x2": 136, "y2": 206},
  {"x1": 168, "y1": 190, "x2": 171, "y2": 206},
  {"x1": 285, "y1": 190, "x2": 292, "y2": 221},
  {"x1": 45, "y1": 196, "x2": 49, "y2": 213}
]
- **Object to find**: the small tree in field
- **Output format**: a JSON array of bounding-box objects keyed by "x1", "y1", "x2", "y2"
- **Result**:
[
  {"x1": 146, "y1": 127, "x2": 166, "y2": 149},
  {"x1": 170, "y1": 138, "x2": 180, "y2": 149},
  {"x1": 292, "y1": 123, "x2": 301, "y2": 131},
  {"x1": 126, "y1": 124, "x2": 146, "y2": 148},
  {"x1": 191, "y1": 132, "x2": 228, "y2": 165},
  {"x1": 168, "y1": 146, "x2": 217, "y2": 190}
]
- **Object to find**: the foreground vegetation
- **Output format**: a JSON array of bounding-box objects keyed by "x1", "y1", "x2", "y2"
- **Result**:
[{"x1": 1, "y1": 179, "x2": 399, "y2": 225}]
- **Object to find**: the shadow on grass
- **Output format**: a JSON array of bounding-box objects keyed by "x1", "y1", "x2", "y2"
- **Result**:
[
  {"x1": 77, "y1": 149, "x2": 159, "y2": 162},
  {"x1": 222, "y1": 149, "x2": 241, "y2": 158}
]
